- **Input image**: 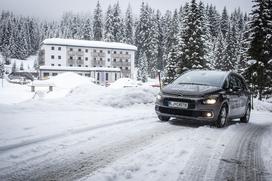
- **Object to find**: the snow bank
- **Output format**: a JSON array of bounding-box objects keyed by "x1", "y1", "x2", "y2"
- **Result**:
[
  {"x1": 68, "y1": 85, "x2": 159, "y2": 108},
  {"x1": 109, "y1": 78, "x2": 140, "y2": 89},
  {"x1": 45, "y1": 72, "x2": 92, "y2": 89},
  {"x1": 253, "y1": 99, "x2": 272, "y2": 112}
]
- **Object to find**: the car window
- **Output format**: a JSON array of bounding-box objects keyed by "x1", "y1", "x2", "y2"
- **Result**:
[
  {"x1": 229, "y1": 75, "x2": 237, "y2": 89},
  {"x1": 173, "y1": 71, "x2": 226, "y2": 87}
]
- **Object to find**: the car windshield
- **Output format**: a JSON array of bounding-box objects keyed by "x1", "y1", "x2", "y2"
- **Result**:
[{"x1": 172, "y1": 71, "x2": 226, "y2": 87}]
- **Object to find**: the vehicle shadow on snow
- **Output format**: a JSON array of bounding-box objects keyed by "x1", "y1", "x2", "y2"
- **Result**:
[{"x1": 164, "y1": 118, "x2": 239, "y2": 128}]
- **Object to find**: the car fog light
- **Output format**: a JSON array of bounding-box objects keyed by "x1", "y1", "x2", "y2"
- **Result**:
[
  {"x1": 206, "y1": 112, "x2": 212, "y2": 117},
  {"x1": 157, "y1": 95, "x2": 162, "y2": 100}
]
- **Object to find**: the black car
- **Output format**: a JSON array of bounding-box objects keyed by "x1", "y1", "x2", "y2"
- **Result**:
[{"x1": 155, "y1": 70, "x2": 251, "y2": 128}]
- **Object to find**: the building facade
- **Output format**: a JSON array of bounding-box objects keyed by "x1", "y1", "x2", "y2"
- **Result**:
[{"x1": 38, "y1": 38, "x2": 137, "y2": 85}]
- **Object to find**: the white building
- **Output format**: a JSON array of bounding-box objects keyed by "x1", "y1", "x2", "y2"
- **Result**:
[{"x1": 38, "y1": 38, "x2": 137, "y2": 85}]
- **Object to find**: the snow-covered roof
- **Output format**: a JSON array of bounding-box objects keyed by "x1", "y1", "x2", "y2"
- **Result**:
[
  {"x1": 42, "y1": 38, "x2": 137, "y2": 51},
  {"x1": 39, "y1": 66, "x2": 121, "y2": 72}
]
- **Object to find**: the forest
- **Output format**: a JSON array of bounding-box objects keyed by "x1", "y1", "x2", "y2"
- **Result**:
[{"x1": 0, "y1": 0, "x2": 271, "y2": 99}]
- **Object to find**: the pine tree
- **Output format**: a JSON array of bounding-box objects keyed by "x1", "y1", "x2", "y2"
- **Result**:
[
  {"x1": 220, "y1": 7, "x2": 229, "y2": 38},
  {"x1": 247, "y1": 0, "x2": 272, "y2": 99},
  {"x1": 124, "y1": 5, "x2": 134, "y2": 44},
  {"x1": 104, "y1": 5, "x2": 114, "y2": 42},
  {"x1": 181, "y1": 0, "x2": 206, "y2": 71},
  {"x1": 137, "y1": 51, "x2": 148, "y2": 82},
  {"x1": 82, "y1": 18, "x2": 92, "y2": 40},
  {"x1": 214, "y1": 32, "x2": 226, "y2": 70},
  {"x1": 112, "y1": 2, "x2": 125, "y2": 42},
  {"x1": 93, "y1": 1, "x2": 103, "y2": 41}
]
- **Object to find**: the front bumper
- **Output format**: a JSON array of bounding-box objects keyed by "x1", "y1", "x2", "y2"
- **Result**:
[{"x1": 155, "y1": 95, "x2": 222, "y2": 121}]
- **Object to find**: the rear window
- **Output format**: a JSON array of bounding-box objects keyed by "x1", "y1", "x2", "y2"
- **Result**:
[{"x1": 173, "y1": 71, "x2": 227, "y2": 87}]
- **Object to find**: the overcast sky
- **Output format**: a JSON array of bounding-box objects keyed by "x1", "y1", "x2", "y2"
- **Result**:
[{"x1": 0, "y1": 0, "x2": 253, "y2": 20}]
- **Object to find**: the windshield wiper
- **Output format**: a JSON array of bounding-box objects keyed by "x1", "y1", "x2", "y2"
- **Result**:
[{"x1": 178, "y1": 82, "x2": 211, "y2": 86}]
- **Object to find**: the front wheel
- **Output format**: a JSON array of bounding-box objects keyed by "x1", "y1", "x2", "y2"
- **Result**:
[
  {"x1": 240, "y1": 106, "x2": 251, "y2": 123},
  {"x1": 158, "y1": 115, "x2": 170, "y2": 122},
  {"x1": 215, "y1": 105, "x2": 228, "y2": 128}
]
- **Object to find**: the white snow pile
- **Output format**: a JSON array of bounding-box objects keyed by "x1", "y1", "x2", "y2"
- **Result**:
[
  {"x1": 253, "y1": 99, "x2": 272, "y2": 112},
  {"x1": 68, "y1": 85, "x2": 159, "y2": 108},
  {"x1": 109, "y1": 78, "x2": 140, "y2": 89},
  {"x1": 44, "y1": 72, "x2": 92, "y2": 89}
]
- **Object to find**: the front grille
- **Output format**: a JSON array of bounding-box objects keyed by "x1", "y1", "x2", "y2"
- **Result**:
[
  {"x1": 159, "y1": 107, "x2": 201, "y2": 117},
  {"x1": 163, "y1": 98, "x2": 196, "y2": 109}
]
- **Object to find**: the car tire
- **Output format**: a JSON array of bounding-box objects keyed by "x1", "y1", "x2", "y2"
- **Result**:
[
  {"x1": 158, "y1": 115, "x2": 170, "y2": 121},
  {"x1": 215, "y1": 104, "x2": 228, "y2": 128},
  {"x1": 240, "y1": 105, "x2": 251, "y2": 123}
]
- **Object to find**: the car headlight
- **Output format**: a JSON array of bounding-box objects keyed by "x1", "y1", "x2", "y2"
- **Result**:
[
  {"x1": 203, "y1": 98, "x2": 217, "y2": 104},
  {"x1": 156, "y1": 94, "x2": 162, "y2": 101}
]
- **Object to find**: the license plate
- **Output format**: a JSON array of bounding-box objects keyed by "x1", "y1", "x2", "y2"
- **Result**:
[{"x1": 168, "y1": 101, "x2": 188, "y2": 109}]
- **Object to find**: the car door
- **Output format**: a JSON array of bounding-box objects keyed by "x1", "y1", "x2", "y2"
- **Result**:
[{"x1": 227, "y1": 74, "x2": 240, "y2": 117}]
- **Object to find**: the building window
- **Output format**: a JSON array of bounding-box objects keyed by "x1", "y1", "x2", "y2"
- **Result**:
[
  {"x1": 100, "y1": 50, "x2": 103, "y2": 53},
  {"x1": 94, "y1": 66, "x2": 96, "y2": 67},
  {"x1": 94, "y1": 58, "x2": 96, "y2": 61},
  {"x1": 78, "y1": 65, "x2": 82, "y2": 67},
  {"x1": 113, "y1": 66, "x2": 116, "y2": 68},
  {"x1": 51, "y1": 55, "x2": 54, "y2": 59},
  {"x1": 120, "y1": 59, "x2": 122, "y2": 62},
  {"x1": 100, "y1": 65, "x2": 102, "y2": 67},
  {"x1": 108, "y1": 58, "x2": 110, "y2": 62},
  {"x1": 94, "y1": 49, "x2": 96, "y2": 52},
  {"x1": 125, "y1": 67, "x2": 129, "y2": 70},
  {"x1": 70, "y1": 48, "x2": 73, "y2": 51},
  {"x1": 52, "y1": 73, "x2": 58, "y2": 76},
  {"x1": 43, "y1": 72, "x2": 49, "y2": 77},
  {"x1": 113, "y1": 59, "x2": 116, "y2": 62},
  {"x1": 85, "y1": 57, "x2": 88, "y2": 61},
  {"x1": 85, "y1": 49, "x2": 88, "y2": 53},
  {"x1": 58, "y1": 56, "x2": 61, "y2": 59},
  {"x1": 70, "y1": 56, "x2": 73, "y2": 60},
  {"x1": 114, "y1": 51, "x2": 116, "y2": 54},
  {"x1": 70, "y1": 64, "x2": 73, "y2": 67},
  {"x1": 58, "y1": 64, "x2": 61, "y2": 66},
  {"x1": 85, "y1": 74, "x2": 90, "y2": 77},
  {"x1": 126, "y1": 52, "x2": 129, "y2": 55},
  {"x1": 126, "y1": 59, "x2": 129, "y2": 62},
  {"x1": 51, "y1": 47, "x2": 54, "y2": 50},
  {"x1": 106, "y1": 73, "x2": 109, "y2": 81},
  {"x1": 78, "y1": 49, "x2": 81, "y2": 52},
  {"x1": 51, "y1": 64, "x2": 54, "y2": 66},
  {"x1": 85, "y1": 65, "x2": 88, "y2": 67},
  {"x1": 78, "y1": 57, "x2": 82, "y2": 60},
  {"x1": 120, "y1": 51, "x2": 122, "y2": 54},
  {"x1": 58, "y1": 47, "x2": 61, "y2": 51},
  {"x1": 115, "y1": 73, "x2": 117, "y2": 80},
  {"x1": 108, "y1": 50, "x2": 110, "y2": 54},
  {"x1": 79, "y1": 73, "x2": 82, "y2": 76},
  {"x1": 120, "y1": 67, "x2": 122, "y2": 70},
  {"x1": 100, "y1": 58, "x2": 102, "y2": 61}
]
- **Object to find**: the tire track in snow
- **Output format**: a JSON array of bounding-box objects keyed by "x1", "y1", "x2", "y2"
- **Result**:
[
  {"x1": 0, "y1": 118, "x2": 182, "y2": 181},
  {"x1": 0, "y1": 115, "x2": 155, "y2": 153},
  {"x1": 214, "y1": 123, "x2": 270, "y2": 181}
]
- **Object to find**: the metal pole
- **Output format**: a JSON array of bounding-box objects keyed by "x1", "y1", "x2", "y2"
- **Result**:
[{"x1": 158, "y1": 70, "x2": 162, "y2": 90}]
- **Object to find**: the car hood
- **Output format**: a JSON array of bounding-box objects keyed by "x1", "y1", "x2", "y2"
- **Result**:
[{"x1": 162, "y1": 84, "x2": 222, "y2": 96}]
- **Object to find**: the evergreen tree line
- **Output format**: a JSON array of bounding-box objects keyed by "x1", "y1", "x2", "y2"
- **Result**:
[{"x1": 0, "y1": 0, "x2": 271, "y2": 99}]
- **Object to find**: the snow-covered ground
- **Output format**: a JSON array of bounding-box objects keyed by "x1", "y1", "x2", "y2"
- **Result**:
[
  {"x1": 0, "y1": 73, "x2": 272, "y2": 181},
  {"x1": 0, "y1": 54, "x2": 36, "y2": 72}
]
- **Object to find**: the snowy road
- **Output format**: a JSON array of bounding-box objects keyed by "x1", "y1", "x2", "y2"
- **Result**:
[{"x1": 1, "y1": 109, "x2": 272, "y2": 181}]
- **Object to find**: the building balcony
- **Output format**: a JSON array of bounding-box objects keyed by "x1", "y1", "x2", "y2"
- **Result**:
[
  {"x1": 67, "y1": 51, "x2": 76, "y2": 56},
  {"x1": 76, "y1": 59, "x2": 84, "y2": 65},
  {"x1": 111, "y1": 54, "x2": 131, "y2": 59},
  {"x1": 67, "y1": 59, "x2": 75, "y2": 65},
  {"x1": 92, "y1": 52, "x2": 106, "y2": 57},
  {"x1": 76, "y1": 51, "x2": 84, "y2": 56},
  {"x1": 111, "y1": 61, "x2": 131, "y2": 67}
]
